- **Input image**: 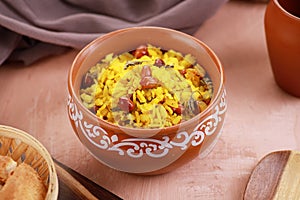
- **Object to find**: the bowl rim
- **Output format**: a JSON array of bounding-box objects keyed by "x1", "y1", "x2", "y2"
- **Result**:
[
  {"x1": 68, "y1": 26, "x2": 225, "y2": 135},
  {"x1": 273, "y1": 0, "x2": 300, "y2": 21}
]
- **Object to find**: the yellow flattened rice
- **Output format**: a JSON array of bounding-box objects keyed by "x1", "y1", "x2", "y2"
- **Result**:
[{"x1": 80, "y1": 44, "x2": 213, "y2": 128}]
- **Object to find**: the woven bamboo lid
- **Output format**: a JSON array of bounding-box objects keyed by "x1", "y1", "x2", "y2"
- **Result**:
[{"x1": 0, "y1": 125, "x2": 58, "y2": 200}]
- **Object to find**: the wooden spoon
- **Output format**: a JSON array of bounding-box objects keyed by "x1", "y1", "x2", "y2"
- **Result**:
[{"x1": 244, "y1": 150, "x2": 300, "y2": 200}]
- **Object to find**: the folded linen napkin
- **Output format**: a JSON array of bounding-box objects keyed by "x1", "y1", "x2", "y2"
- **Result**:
[{"x1": 0, "y1": 0, "x2": 227, "y2": 65}]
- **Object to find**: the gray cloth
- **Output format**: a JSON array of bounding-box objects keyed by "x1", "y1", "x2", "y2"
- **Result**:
[{"x1": 0, "y1": 0, "x2": 227, "y2": 65}]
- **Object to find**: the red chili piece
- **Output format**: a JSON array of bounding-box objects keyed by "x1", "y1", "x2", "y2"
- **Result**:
[
  {"x1": 140, "y1": 65, "x2": 159, "y2": 89},
  {"x1": 141, "y1": 65, "x2": 152, "y2": 77},
  {"x1": 133, "y1": 45, "x2": 149, "y2": 59},
  {"x1": 172, "y1": 104, "x2": 184, "y2": 115},
  {"x1": 179, "y1": 69, "x2": 186, "y2": 75},
  {"x1": 154, "y1": 58, "x2": 165, "y2": 67},
  {"x1": 140, "y1": 76, "x2": 159, "y2": 89},
  {"x1": 118, "y1": 96, "x2": 135, "y2": 112}
]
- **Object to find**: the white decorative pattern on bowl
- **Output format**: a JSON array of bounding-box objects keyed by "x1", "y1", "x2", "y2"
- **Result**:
[{"x1": 68, "y1": 90, "x2": 226, "y2": 159}]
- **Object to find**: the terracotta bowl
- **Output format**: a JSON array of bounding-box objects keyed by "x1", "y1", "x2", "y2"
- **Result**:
[
  {"x1": 67, "y1": 27, "x2": 227, "y2": 175},
  {"x1": 264, "y1": 0, "x2": 300, "y2": 97}
]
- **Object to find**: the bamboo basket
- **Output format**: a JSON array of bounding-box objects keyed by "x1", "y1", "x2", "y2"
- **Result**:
[{"x1": 0, "y1": 125, "x2": 58, "y2": 200}]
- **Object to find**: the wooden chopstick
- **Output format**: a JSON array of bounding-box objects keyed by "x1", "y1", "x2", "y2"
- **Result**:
[
  {"x1": 53, "y1": 159, "x2": 123, "y2": 200},
  {"x1": 54, "y1": 162, "x2": 99, "y2": 200}
]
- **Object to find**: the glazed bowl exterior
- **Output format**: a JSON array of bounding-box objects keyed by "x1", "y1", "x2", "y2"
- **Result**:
[
  {"x1": 67, "y1": 27, "x2": 227, "y2": 175},
  {"x1": 264, "y1": 0, "x2": 300, "y2": 97}
]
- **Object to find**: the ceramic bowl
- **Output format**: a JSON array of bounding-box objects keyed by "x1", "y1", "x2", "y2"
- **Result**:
[
  {"x1": 67, "y1": 26, "x2": 227, "y2": 175},
  {"x1": 264, "y1": 0, "x2": 300, "y2": 97},
  {"x1": 0, "y1": 125, "x2": 59, "y2": 199}
]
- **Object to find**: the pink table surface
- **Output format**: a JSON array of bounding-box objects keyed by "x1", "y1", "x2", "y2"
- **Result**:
[{"x1": 1, "y1": 1, "x2": 300, "y2": 199}]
